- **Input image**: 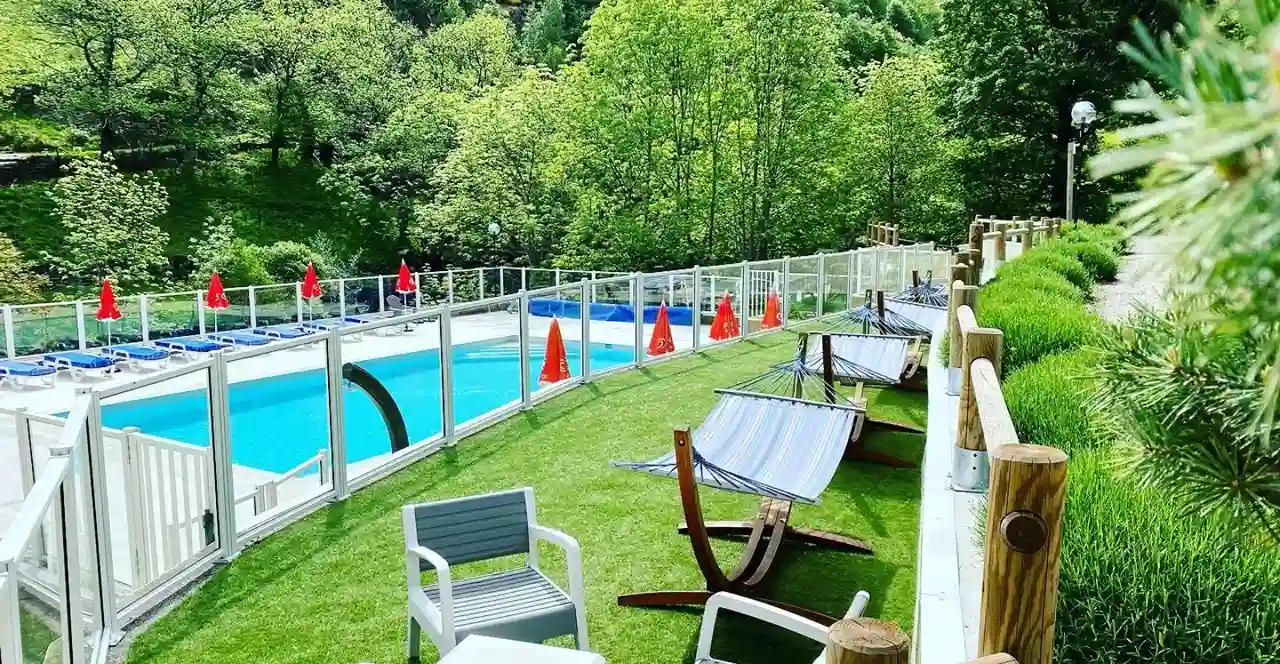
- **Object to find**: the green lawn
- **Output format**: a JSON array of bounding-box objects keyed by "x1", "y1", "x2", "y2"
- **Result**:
[{"x1": 124, "y1": 332, "x2": 925, "y2": 664}]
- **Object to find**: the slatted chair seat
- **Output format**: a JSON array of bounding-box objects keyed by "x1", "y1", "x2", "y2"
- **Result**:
[
  {"x1": 403, "y1": 487, "x2": 590, "y2": 660},
  {"x1": 420, "y1": 567, "x2": 577, "y2": 642}
]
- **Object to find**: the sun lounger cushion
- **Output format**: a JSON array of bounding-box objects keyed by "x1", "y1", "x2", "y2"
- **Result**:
[
  {"x1": 208, "y1": 332, "x2": 270, "y2": 346},
  {"x1": 43, "y1": 352, "x2": 115, "y2": 369},
  {"x1": 252, "y1": 326, "x2": 313, "y2": 339},
  {"x1": 0, "y1": 360, "x2": 56, "y2": 377},
  {"x1": 154, "y1": 338, "x2": 222, "y2": 353},
  {"x1": 106, "y1": 344, "x2": 169, "y2": 361}
]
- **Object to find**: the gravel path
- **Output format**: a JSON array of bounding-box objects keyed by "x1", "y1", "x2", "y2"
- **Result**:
[{"x1": 1092, "y1": 235, "x2": 1178, "y2": 322}]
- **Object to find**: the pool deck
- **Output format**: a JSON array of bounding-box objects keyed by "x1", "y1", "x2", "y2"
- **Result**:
[{"x1": 0, "y1": 311, "x2": 727, "y2": 596}]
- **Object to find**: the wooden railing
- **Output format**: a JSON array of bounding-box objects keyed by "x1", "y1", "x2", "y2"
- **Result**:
[
  {"x1": 823, "y1": 286, "x2": 1069, "y2": 664},
  {"x1": 868, "y1": 222, "x2": 900, "y2": 246}
]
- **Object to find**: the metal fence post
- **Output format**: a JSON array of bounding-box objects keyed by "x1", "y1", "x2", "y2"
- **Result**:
[
  {"x1": 590, "y1": 272, "x2": 598, "y2": 303},
  {"x1": 580, "y1": 279, "x2": 591, "y2": 382},
  {"x1": 846, "y1": 251, "x2": 856, "y2": 311},
  {"x1": 521, "y1": 267, "x2": 527, "y2": 291},
  {"x1": 781, "y1": 257, "x2": 791, "y2": 328},
  {"x1": 691, "y1": 266, "x2": 702, "y2": 351},
  {"x1": 738, "y1": 261, "x2": 748, "y2": 337},
  {"x1": 247, "y1": 287, "x2": 257, "y2": 329},
  {"x1": 338, "y1": 278, "x2": 347, "y2": 318},
  {"x1": 555, "y1": 268, "x2": 562, "y2": 287},
  {"x1": 632, "y1": 272, "x2": 644, "y2": 366},
  {"x1": 75, "y1": 300, "x2": 87, "y2": 349},
  {"x1": 325, "y1": 329, "x2": 348, "y2": 500},
  {"x1": 871, "y1": 246, "x2": 882, "y2": 293},
  {"x1": 447, "y1": 270, "x2": 455, "y2": 303},
  {"x1": 412, "y1": 272, "x2": 422, "y2": 311},
  {"x1": 2, "y1": 305, "x2": 13, "y2": 358},
  {"x1": 816, "y1": 253, "x2": 826, "y2": 318},
  {"x1": 137, "y1": 296, "x2": 149, "y2": 342},
  {"x1": 208, "y1": 353, "x2": 238, "y2": 562},
  {"x1": 519, "y1": 289, "x2": 532, "y2": 408},
  {"x1": 440, "y1": 305, "x2": 456, "y2": 445},
  {"x1": 294, "y1": 282, "x2": 304, "y2": 323},
  {"x1": 50, "y1": 442, "x2": 86, "y2": 664},
  {"x1": 1, "y1": 561, "x2": 20, "y2": 663},
  {"x1": 479, "y1": 268, "x2": 486, "y2": 300},
  {"x1": 499, "y1": 268, "x2": 505, "y2": 296}
]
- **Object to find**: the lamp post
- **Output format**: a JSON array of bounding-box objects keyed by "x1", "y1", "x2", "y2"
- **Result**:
[{"x1": 1066, "y1": 100, "x2": 1097, "y2": 223}]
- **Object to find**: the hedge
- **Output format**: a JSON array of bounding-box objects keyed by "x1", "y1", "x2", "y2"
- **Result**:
[
  {"x1": 1002, "y1": 349, "x2": 1104, "y2": 456},
  {"x1": 1047, "y1": 239, "x2": 1120, "y2": 283}
]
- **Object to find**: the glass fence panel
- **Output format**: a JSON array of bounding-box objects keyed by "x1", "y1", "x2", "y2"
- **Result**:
[
  {"x1": 378, "y1": 274, "x2": 415, "y2": 311},
  {"x1": 525, "y1": 268, "x2": 556, "y2": 291},
  {"x1": 450, "y1": 300, "x2": 523, "y2": 427},
  {"x1": 254, "y1": 284, "x2": 298, "y2": 328},
  {"x1": 0, "y1": 314, "x2": 7, "y2": 358},
  {"x1": 448, "y1": 269, "x2": 483, "y2": 303},
  {"x1": 878, "y1": 248, "x2": 903, "y2": 296},
  {"x1": 17, "y1": 509, "x2": 75, "y2": 664},
  {"x1": 212, "y1": 288, "x2": 252, "y2": 333},
  {"x1": 786, "y1": 257, "x2": 820, "y2": 323},
  {"x1": 226, "y1": 336, "x2": 332, "y2": 531},
  {"x1": 307, "y1": 280, "x2": 342, "y2": 323},
  {"x1": 342, "y1": 278, "x2": 382, "y2": 320},
  {"x1": 824, "y1": 254, "x2": 852, "y2": 314},
  {"x1": 99, "y1": 369, "x2": 220, "y2": 608},
  {"x1": 341, "y1": 313, "x2": 444, "y2": 484},
  {"x1": 11, "y1": 303, "x2": 80, "y2": 357},
  {"x1": 145, "y1": 293, "x2": 201, "y2": 343},
  {"x1": 638, "y1": 272, "x2": 695, "y2": 355},
  {"x1": 583, "y1": 278, "x2": 639, "y2": 367},
  {"x1": 746, "y1": 260, "x2": 783, "y2": 331},
  {"x1": 700, "y1": 265, "x2": 743, "y2": 345},
  {"x1": 83, "y1": 296, "x2": 144, "y2": 349},
  {"x1": 417, "y1": 272, "x2": 450, "y2": 308}
]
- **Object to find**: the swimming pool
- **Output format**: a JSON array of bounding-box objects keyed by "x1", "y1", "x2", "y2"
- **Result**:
[{"x1": 100, "y1": 339, "x2": 634, "y2": 473}]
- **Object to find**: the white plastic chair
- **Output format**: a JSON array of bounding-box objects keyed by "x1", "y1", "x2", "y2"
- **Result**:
[
  {"x1": 694, "y1": 590, "x2": 871, "y2": 664},
  {"x1": 402, "y1": 487, "x2": 589, "y2": 660}
]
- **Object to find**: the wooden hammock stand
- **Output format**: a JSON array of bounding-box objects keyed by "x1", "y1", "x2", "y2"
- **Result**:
[{"x1": 616, "y1": 428, "x2": 873, "y2": 625}]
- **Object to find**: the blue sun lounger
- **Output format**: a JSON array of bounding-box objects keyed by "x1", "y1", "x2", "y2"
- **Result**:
[
  {"x1": 207, "y1": 332, "x2": 271, "y2": 348},
  {"x1": 41, "y1": 351, "x2": 116, "y2": 380},
  {"x1": 102, "y1": 344, "x2": 171, "y2": 371},
  {"x1": 153, "y1": 337, "x2": 223, "y2": 361},
  {"x1": 302, "y1": 318, "x2": 363, "y2": 341},
  {"x1": 252, "y1": 325, "x2": 314, "y2": 340},
  {"x1": 0, "y1": 360, "x2": 56, "y2": 389}
]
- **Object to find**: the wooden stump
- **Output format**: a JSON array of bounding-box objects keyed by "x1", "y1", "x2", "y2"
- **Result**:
[{"x1": 826, "y1": 618, "x2": 910, "y2": 664}]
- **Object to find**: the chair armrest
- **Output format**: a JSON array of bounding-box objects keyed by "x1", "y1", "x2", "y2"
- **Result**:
[
  {"x1": 530, "y1": 525, "x2": 586, "y2": 608},
  {"x1": 407, "y1": 545, "x2": 453, "y2": 628},
  {"x1": 695, "y1": 592, "x2": 828, "y2": 661}
]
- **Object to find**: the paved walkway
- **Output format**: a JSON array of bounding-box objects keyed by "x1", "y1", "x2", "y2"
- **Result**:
[{"x1": 1092, "y1": 235, "x2": 1178, "y2": 321}]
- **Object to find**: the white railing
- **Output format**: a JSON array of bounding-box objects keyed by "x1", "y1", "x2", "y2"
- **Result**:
[{"x1": 0, "y1": 243, "x2": 949, "y2": 645}]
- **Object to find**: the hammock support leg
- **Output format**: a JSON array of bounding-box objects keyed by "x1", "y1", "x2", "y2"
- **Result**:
[{"x1": 676, "y1": 517, "x2": 874, "y2": 555}]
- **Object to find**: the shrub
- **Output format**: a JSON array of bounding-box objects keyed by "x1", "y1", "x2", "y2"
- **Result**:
[
  {"x1": 978, "y1": 279, "x2": 1104, "y2": 373},
  {"x1": 989, "y1": 261, "x2": 1085, "y2": 303},
  {"x1": 1060, "y1": 220, "x2": 1126, "y2": 255},
  {"x1": 1056, "y1": 453, "x2": 1280, "y2": 664},
  {"x1": 1015, "y1": 248, "x2": 1092, "y2": 294},
  {"x1": 1051, "y1": 240, "x2": 1119, "y2": 282},
  {"x1": 1002, "y1": 349, "x2": 1105, "y2": 456},
  {"x1": 259, "y1": 241, "x2": 330, "y2": 282}
]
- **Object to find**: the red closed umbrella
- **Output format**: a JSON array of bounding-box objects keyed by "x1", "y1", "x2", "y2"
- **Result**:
[
  {"x1": 647, "y1": 301, "x2": 675, "y2": 356},
  {"x1": 709, "y1": 292, "x2": 740, "y2": 341},
  {"x1": 761, "y1": 290, "x2": 782, "y2": 330},
  {"x1": 206, "y1": 271, "x2": 229, "y2": 332},
  {"x1": 395, "y1": 260, "x2": 415, "y2": 295},
  {"x1": 301, "y1": 263, "x2": 322, "y2": 321},
  {"x1": 97, "y1": 278, "x2": 122, "y2": 346},
  {"x1": 539, "y1": 318, "x2": 571, "y2": 385}
]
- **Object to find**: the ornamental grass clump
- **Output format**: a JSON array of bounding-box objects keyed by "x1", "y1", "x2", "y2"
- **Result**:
[
  {"x1": 1002, "y1": 349, "x2": 1104, "y2": 456},
  {"x1": 1060, "y1": 221, "x2": 1127, "y2": 255},
  {"x1": 1056, "y1": 453, "x2": 1280, "y2": 664},
  {"x1": 977, "y1": 279, "x2": 1103, "y2": 373},
  {"x1": 1015, "y1": 249, "x2": 1092, "y2": 294},
  {"x1": 1049, "y1": 239, "x2": 1119, "y2": 282},
  {"x1": 988, "y1": 261, "x2": 1084, "y2": 303}
]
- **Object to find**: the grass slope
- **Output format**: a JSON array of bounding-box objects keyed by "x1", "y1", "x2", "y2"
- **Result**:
[{"x1": 125, "y1": 333, "x2": 925, "y2": 664}]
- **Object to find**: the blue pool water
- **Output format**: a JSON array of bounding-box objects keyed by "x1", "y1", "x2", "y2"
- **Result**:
[{"x1": 100, "y1": 340, "x2": 634, "y2": 473}]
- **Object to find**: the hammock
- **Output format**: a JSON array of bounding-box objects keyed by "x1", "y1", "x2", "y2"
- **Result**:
[
  {"x1": 884, "y1": 299, "x2": 947, "y2": 334},
  {"x1": 612, "y1": 390, "x2": 858, "y2": 505},
  {"x1": 829, "y1": 301, "x2": 932, "y2": 337},
  {"x1": 892, "y1": 271, "x2": 948, "y2": 306},
  {"x1": 801, "y1": 332, "x2": 912, "y2": 385}
]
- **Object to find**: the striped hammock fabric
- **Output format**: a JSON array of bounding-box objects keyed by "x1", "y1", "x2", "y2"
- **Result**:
[
  {"x1": 885, "y1": 299, "x2": 947, "y2": 333},
  {"x1": 611, "y1": 390, "x2": 857, "y2": 504},
  {"x1": 802, "y1": 332, "x2": 911, "y2": 384}
]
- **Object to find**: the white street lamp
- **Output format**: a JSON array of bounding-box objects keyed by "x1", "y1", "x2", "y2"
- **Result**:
[{"x1": 1066, "y1": 101, "x2": 1097, "y2": 223}]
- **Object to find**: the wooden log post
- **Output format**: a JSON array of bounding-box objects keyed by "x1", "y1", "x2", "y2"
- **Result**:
[
  {"x1": 961, "y1": 656, "x2": 1019, "y2": 664},
  {"x1": 826, "y1": 618, "x2": 910, "y2": 664},
  {"x1": 953, "y1": 308, "x2": 1003, "y2": 492},
  {"x1": 946, "y1": 283, "x2": 977, "y2": 396},
  {"x1": 980, "y1": 444, "x2": 1069, "y2": 664},
  {"x1": 891, "y1": 225, "x2": 900, "y2": 246},
  {"x1": 950, "y1": 263, "x2": 970, "y2": 291},
  {"x1": 1021, "y1": 220, "x2": 1033, "y2": 253},
  {"x1": 968, "y1": 222, "x2": 985, "y2": 281},
  {"x1": 994, "y1": 221, "x2": 1007, "y2": 264}
]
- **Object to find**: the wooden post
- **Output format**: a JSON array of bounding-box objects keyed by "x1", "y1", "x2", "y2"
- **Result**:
[
  {"x1": 950, "y1": 263, "x2": 970, "y2": 289},
  {"x1": 956, "y1": 322, "x2": 1003, "y2": 452},
  {"x1": 994, "y1": 222, "x2": 1007, "y2": 263},
  {"x1": 1021, "y1": 220, "x2": 1033, "y2": 252},
  {"x1": 961, "y1": 656, "x2": 1019, "y2": 664},
  {"x1": 980, "y1": 444, "x2": 1069, "y2": 664},
  {"x1": 947, "y1": 283, "x2": 977, "y2": 394},
  {"x1": 891, "y1": 225, "x2": 899, "y2": 246},
  {"x1": 968, "y1": 222, "x2": 984, "y2": 280},
  {"x1": 827, "y1": 618, "x2": 910, "y2": 664},
  {"x1": 875, "y1": 290, "x2": 886, "y2": 320}
]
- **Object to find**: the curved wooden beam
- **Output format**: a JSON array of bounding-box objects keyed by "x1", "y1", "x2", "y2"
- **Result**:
[{"x1": 673, "y1": 428, "x2": 731, "y2": 590}]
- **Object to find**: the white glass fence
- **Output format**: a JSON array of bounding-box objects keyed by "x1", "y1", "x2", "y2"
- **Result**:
[{"x1": 0, "y1": 245, "x2": 948, "y2": 649}]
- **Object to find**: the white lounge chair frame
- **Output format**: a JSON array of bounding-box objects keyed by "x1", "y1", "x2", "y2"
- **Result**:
[{"x1": 694, "y1": 590, "x2": 871, "y2": 664}]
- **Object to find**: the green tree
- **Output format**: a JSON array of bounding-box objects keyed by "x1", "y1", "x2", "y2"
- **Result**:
[
  {"x1": 934, "y1": 0, "x2": 1178, "y2": 220},
  {"x1": 418, "y1": 10, "x2": 519, "y2": 94},
  {"x1": 0, "y1": 234, "x2": 50, "y2": 304},
  {"x1": 35, "y1": 0, "x2": 170, "y2": 153},
  {"x1": 158, "y1": 0, "x2": 255, "y2": 152},
  {"x1": 847, "y1": 54, "x2": 964, "y2": 242},
  {"x1": 522, "y1": 0, "x2": 569, "y2": 69},
  {"x1": 44, "y1": 158, "x2": 170, "y2": 293}
]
